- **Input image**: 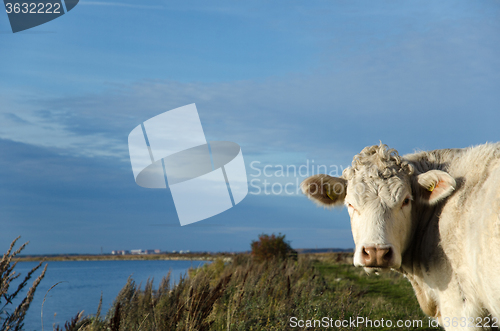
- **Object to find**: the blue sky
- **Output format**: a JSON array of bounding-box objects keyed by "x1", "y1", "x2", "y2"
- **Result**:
[{"x1": 1, "y1": 0, "x2": 499, "y2": 254}]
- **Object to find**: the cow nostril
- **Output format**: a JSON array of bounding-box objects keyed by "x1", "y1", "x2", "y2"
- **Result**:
[
  {"x1": 381, "y1": 248, "x2": 393, "y2": 262},
  {"x1": 361, "y1": 246, "x2": 377, "y2": 266},
  {"x1": 362, "y1": 247, "x2": 369, "y2": 257}
]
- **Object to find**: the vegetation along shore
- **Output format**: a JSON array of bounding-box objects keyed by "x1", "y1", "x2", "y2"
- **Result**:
[{"x1": 2, "y1": 235, "x2": 436, "y2": 330}]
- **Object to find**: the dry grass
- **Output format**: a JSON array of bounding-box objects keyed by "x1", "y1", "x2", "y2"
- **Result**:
[
  {"x1": 54, "y1": 254, "x2": 374, "y2": 331},
  {"x1": 16, "y1": 251, "x2": 433, "y2": 331},
  {"x1": 0, "y1": 237, "x2": 47, "y2": 331}
]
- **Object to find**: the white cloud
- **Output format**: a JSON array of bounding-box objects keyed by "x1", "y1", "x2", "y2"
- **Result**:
[{"x1": 1, "y1": 11, "x2": 499, "y2": 163}]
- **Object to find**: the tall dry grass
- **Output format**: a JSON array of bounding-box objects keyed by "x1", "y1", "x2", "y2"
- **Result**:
[
  {"x1": 0, "y1": 237, "x2": 47, "y2": 331},
  {"x1": 58, "y1": 254, "x2": 366, "y2": 331}
]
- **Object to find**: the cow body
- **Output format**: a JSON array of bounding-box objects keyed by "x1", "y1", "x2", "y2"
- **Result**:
[{"x1": 301, "y1": 143, "x2": 500, "y2": 330}]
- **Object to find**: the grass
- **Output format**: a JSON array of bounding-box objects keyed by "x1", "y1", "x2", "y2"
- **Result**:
[
  {"x1": 0, "y1": 237, "x2": 47, "y2": 331},
  {"x1": 51, "y1": 253, "x2": 440, "y2": 331},
  {"x1": 313, "y1": 254, "x2": 431, "y2": 328}
]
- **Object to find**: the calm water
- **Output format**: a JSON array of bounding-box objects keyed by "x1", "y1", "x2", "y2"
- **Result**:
[{"x1": 10, "y1": 260, "x2": 209, "y2": 331}]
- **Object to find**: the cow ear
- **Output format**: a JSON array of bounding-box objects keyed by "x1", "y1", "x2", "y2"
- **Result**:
[
  {"x1": 417, "y1": 170, "x2": 456, "y2": 205},
  {"x1": 301, "y1": 174, "x2": 347, "y2": 207}
]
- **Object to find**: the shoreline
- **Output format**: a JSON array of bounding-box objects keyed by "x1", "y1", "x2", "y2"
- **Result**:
[
  {"x1": 14, "y1": 251, "x2": 353, "y2": 263},
  {"x1": 14, "y1": 253, "x2": 228, "y2": 262}
]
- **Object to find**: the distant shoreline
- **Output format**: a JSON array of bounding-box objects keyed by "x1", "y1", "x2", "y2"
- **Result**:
[
  {"x1": 14, "y1": 253, "x2": 224, "y2": 262},
  {"x1": 14, "y1": 249, "x2": 354, "y2": 262}
]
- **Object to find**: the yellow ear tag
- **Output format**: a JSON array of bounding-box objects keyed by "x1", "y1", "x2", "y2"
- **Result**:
[
  {"x1": 428, "y1": 182, "x2": 436, "y2": 192},
  {"x1": 326, "y1": 190, "x2": 336, "y2": 201}
]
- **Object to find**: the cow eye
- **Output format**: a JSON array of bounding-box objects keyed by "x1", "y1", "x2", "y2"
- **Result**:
[{"x1": 402, "y1": 198, "x2": 410, "y2": 207}]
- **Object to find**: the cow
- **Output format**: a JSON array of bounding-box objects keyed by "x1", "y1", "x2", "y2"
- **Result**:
[{"x1": 301, "y1": 142, "x2": 500, "y2": 330}]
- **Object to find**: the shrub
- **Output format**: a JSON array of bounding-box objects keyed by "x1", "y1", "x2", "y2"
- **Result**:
[
  {"x1": 250, "y1": 233, "x2": 297, "y2": 262},
  {"x1": 0, "y1": 237, "x2": 47, "y2": 331}
]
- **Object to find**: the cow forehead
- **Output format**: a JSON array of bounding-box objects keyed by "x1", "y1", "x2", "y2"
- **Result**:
[
  {"x1": 346, "y1": 173, "x2": 410, "y2": 208},
  {"x1": 342, "y1": 143, "x2": 414, "y2": 208}
]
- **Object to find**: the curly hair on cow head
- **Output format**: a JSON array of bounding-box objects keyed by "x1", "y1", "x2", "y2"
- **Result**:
[{"x1": 342, "y1": 142, "x2": 414, "y2": 180}]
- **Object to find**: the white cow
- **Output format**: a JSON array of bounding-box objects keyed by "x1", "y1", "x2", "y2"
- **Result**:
[{"x1": 301, "y1": 143, "x2": 500, "y2": 330}]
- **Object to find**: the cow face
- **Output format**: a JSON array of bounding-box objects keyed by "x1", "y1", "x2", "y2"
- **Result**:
[{"x1": 301, "y1": 144, "x2": 456, "y2": 273}]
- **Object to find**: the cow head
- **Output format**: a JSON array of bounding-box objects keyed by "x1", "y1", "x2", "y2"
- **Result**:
[{"x1": 301, "y1": 143, "x2": 456, "y2": 273}]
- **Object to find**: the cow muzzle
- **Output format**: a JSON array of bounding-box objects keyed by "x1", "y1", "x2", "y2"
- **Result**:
[{"x1": 360, "y1": 245, "x2": 394, "y2": 268}]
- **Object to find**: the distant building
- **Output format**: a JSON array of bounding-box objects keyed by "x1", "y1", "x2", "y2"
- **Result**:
[
  {"x1": 129, "y1": 249, "x2": 162, "y2": 255},
  {"x1": 111, "y1": 250, "x2": 129, "y2": 255}
]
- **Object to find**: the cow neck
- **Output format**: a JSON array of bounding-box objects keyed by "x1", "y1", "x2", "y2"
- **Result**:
[
  {"x1": 398, "y1": 152, "x2": 456, "y2": 274},
  {"x1": 401, "y1": 178, "x2": 449, "y2": 278}
]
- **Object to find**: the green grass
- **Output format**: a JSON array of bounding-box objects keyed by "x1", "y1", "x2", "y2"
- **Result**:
[{"x1": 314, "y1": 261, "x2": 432, "y2": 329}]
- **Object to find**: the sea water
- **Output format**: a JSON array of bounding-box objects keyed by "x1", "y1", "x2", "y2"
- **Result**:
[{"x1": 7, "y1": 259, "x2": 209, "y2": 331}]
